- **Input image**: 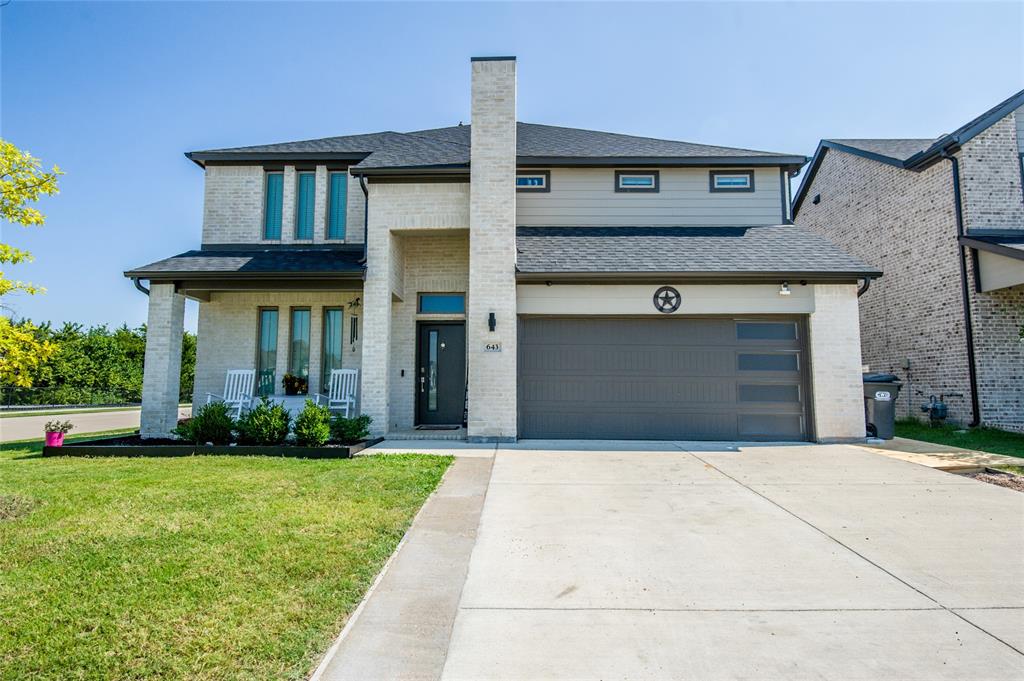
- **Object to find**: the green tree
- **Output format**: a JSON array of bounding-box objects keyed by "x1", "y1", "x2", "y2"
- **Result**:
[
  {"x1": 0, "y1": 317, "x2": 56, "y2": 387},
  {"x1": 1, "y1": 139, "x2": 62, "y2": 390},
  {"x1": 1, "y1": 139, "x2": 62, "y2": 298}
]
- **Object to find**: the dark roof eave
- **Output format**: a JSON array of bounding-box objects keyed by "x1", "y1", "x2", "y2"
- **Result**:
[
  {"x1": 959, "y1": 236, "x2": 1024, "y2": 262},
  {"x1": 186, "y1": 151, "x2": 372, "y2": 167},
  {"x1": 516, "y1": 270, "x2": 882, "y2": 283},
  {"x1": 124, "y1": 270, "x2": 365, "y2": 280},
  {"x1": 517, "y1": 155, "x2": 808, "y2": 167},
  {"x1": 349, "y1": 164, "x2": 470, "y2": 176}
]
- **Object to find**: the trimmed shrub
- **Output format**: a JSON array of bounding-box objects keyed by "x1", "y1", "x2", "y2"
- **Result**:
[
  {"x1": 173, "y1": 402, "x2": 235, "y2": 445},
  {"x1": 330, "y1": 414, "x2": 372, "y2": 445},
  {"x1": 294, "y1": 400, "x2": 332, "y2": 447},
  {"x1": 235, "y1": 397, "x2": 291, "y2": 446}
]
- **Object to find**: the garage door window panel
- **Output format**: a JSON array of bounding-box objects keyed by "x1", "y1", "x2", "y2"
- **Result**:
[
  {"x1": 736, "y1": 321, "x2": 797, "y2": 341},
  {"x1": 737, "y1": 353, "x2": 799, "y2": 372}
]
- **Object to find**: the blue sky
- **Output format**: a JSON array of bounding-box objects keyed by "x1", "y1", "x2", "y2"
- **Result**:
[{"x1": 2, "y1": 1, "x2": 1022, "y2": 332}]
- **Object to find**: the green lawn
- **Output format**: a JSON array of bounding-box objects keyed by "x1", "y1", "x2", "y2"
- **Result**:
[
  {"x1": 895, "y1": 419, "x2": 1024, "y2": 459},
  {"x1": 0, "y1": 435, "x2": 451, "y2": 680}
]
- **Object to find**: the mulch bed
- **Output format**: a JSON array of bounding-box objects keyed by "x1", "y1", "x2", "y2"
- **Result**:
[
  {"x1": 968, "y1": 470, "x2": 1024, "y2": 493},
  {"x1": 43, "y1": 433, "x2": 383, "y2": 459}
]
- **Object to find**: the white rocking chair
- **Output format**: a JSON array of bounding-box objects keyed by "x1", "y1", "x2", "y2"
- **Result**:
[
  {"x1": 315, "y1": 368, "x2": 359, "y2": 417},
  {"x1": 206, "y1": 369, "x2": 256, "y2": 418}
]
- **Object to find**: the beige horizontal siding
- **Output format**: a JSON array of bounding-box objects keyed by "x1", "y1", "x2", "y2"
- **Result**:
[{"x1": 516, "y1": 167, "x2": 784, "y2": 226}]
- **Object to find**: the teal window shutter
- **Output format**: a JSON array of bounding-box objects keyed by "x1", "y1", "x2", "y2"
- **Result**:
[
  {"x1": 263, "y1": 173, "x2": 283, "y2": 239},
  {"x1": 295, "y1": 172, "x2": 315, "y2": 239},
  {"x1": 328, "y1": 172, "x2": 347, "y2": 239}
]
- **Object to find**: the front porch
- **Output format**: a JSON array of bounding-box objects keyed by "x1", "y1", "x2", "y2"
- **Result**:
[{"x1": 127, "y1": 246, "x2": 365, "y2": 437}]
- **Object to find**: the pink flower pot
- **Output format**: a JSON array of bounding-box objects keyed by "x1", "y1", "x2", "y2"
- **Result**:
[{"x1": 45, "y1": 432, "x2": 65, "y2": 447}]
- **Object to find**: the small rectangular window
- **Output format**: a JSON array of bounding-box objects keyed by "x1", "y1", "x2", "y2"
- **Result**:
[
  {"x1": 263, "y1": 172, "x2": 283, "y2": 239},
  {"x1": 295, "y1": 172, "x2": 315, "y2": 239},
  {"x1": 710, "y1": 170, "x2": 754, "y2": 192},
  {"x1": 328, "y1": 171, "x2": 347, "y2": 239},
  {"x1": 516, "y1": 171, "x2": 550, "y2": 192},
  {"x1": 738, "y1": 353, "x2": 799, "y2": 372},
  {"x1": 738, "y1": 384, "x2": 800, "y2": 403},
  {"x1": 737, "y1": 322, "x2": 797, "y2": 341},
  {"x1": 288, "y1": 308, "x2": 311, "y2": 383},
  {"x1": 615, "y1": 170, "x2": 659, "y2": 193},
  {"x1": 418, "y1": 293, "x2": 466, "y2": 314},
  {"x1": 256, "y1": 308, "x2": 278, "y2": 396},
  {"x1": 321, "y1": 308, "x2": 343, "y2": 390}
]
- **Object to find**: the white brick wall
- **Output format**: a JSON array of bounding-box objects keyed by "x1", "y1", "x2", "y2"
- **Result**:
[
  {"x1": 202, "y1": 165, "x2": 365, "y2": 245},
  {"x1": 141, "y1": 284, "x2": 185, "y2": 438},
  {"x1": 388, "y1": 233, "x2": 470, "y2": 430},
  {"x1": 808, "y1": 284, "x2": 866, "y2": 441},
  {"x1": 467, "y1": 58, "x2": 518, "y2": 442},
  {"x1": 360, "y1": 180, "x2": 472, "y2": 436},
  {"x1": 193, "y1": 291, "x2": 363, "y2": 407}
]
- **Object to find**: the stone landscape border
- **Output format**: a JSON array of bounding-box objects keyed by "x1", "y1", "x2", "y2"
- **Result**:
[{"x1": 43, "y1": 434, "x2": 384, "y2": 459}]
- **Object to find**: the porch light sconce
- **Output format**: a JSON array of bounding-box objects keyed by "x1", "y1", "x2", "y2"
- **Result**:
[
  {"x1": 779, "y1": 281, "x2": 792, "y2": 296},
  {"x1": 488, "y1": 312, "x2": 496, "y2": 332}
]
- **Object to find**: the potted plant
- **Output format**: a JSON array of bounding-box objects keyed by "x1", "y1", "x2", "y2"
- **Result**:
[
  {"x1": 282, "y1": 373, "x2": 308, "y2": 396},
  {"x1": 44, "y1": 419, "x2": 74, "y2": 447}
]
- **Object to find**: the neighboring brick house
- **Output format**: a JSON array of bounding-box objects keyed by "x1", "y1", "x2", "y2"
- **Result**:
[
  {"x1": 127, "y1": 56, "x2": 879, "y2": 443},
  {"x1": 794, "y1": 90, "x2": 1024, "y2": 432}
]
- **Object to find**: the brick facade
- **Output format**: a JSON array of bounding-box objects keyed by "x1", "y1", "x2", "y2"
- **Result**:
[
  {"x1": 193, "y1": 291, "x2": 363, "y2": 407},
  {"x1": 201, "y1": 164, "x2": 365, "y2": 245},
  {"x1": 466, "y1": 58, "x2": 518, "y2": 442},
  {"x1": 141, "y1": 284, "x2": 185, "y2": 438},
  {"x1": 797, "y1": 109, "x2": 1024, "y2": 432}
]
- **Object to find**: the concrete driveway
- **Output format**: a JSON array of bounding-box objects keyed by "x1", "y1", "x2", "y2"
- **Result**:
[{"x1": 321, "y1": 441, "x2": 1024, "y2": 680}]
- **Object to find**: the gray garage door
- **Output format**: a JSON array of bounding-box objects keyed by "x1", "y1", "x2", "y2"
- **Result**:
[{"x1": 518, "y1": 317, "x2": 811, "y2": 441}]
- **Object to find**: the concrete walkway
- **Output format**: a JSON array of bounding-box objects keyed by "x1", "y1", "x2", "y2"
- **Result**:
[
  {"x1": 858, "y1": 436, "x2": 1024, "y2": 472},
  {"x1": 319, "y1": 440, "x2": 1024, "y2": 680},
  {"x1": 0, "y1": 407, "x2": 191, "y2": 442}
]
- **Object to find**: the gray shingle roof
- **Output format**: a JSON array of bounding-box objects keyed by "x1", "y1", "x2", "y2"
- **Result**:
[
  {"x1": 515, "y1": 225, "x2": 880, "y2": 278},
  {"x1": 825, "y1": 138, "x2": 936, "y2": 162},
  {"x1": 187, "y1": 123, "x2": 805, "y2": 170},
  {"x1": 125, "y1": 248, "x2": 364, "y2": 279}
]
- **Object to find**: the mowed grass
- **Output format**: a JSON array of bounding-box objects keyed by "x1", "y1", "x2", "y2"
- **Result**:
[
  {"x1": 0, "y1": 435, "x2": 451, "y2": 680},
  {"x1": 896, "y1": 419, "x2": 1024, "y2": 459}
]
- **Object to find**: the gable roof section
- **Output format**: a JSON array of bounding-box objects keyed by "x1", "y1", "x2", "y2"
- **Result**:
[
  {"x1": 793, "y1": 88, "x2": 1024, "y2": 215},
  {"x1": 187, "y1": 123, "x2": 806, "y2": 172},
  {"x1": 515, "y1": 225, "x2": 880, "y2": 281}
]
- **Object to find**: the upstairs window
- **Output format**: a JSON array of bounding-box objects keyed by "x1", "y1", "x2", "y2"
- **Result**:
[
  {"x1": 516, "y1": 171, "x2": 550, "y2": 192},
  {"x1": 295, "y1": 172, "x2": 315, "y2": 239},
  {"x1": 710, "y1": 170, "x2": 754, "y2": 192},
  {"x1": 328, "y1": 171, "x2": 348, "y2": 239},
  {"x1": 263, "y1": 172, "x2": 283, "y2": 239},
  {"x1": 615, "y1": 170, "x2": 659, "y2": 193}
]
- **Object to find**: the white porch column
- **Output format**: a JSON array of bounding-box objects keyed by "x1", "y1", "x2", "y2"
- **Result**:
[
  {"x1": 141, "y1": 283, "x2": 185, "y2": 438},
  {"x1": 360, "y1": 198, "x2": 396, "y2": 436},
  {"x1": 467, "y1": 56, "x2": 518, "y2": 442},
  {"x1": 809, "y1": 284, "x2": 866, "y2": 442}
]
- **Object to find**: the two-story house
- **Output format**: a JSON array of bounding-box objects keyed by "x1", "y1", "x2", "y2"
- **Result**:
[
  {"x1": 794, "y1": 90, "x2": 1024, "y2": 433},
  {"x1": 127, "y1": 56, "x2": 879, "y2": 443}
]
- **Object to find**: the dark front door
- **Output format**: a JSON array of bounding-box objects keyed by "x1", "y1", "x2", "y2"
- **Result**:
[{"x1": 416, "y1": 322, "x2": 467, "y2": 426}]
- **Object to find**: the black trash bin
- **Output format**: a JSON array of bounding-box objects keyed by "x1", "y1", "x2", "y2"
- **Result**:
[{"x1": 863, "y1": 373, "x2": 902, "y2": 440}]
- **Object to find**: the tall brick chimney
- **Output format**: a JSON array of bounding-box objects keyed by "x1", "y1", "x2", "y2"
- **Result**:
[{"x1": 467, "y1": 56, "x2": 518, "y2": 441}]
